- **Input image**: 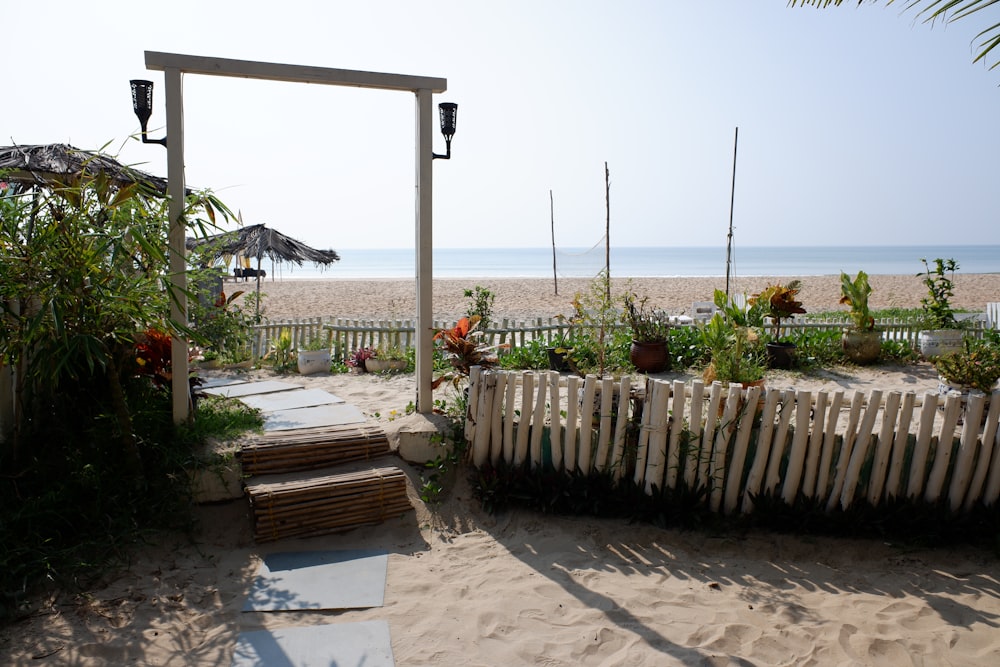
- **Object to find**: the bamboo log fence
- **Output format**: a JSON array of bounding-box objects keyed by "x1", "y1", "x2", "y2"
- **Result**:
[
  {"x1": 246, "y1": 466, "x2": 411, "y2": 542},
  {"x1": 239, "y1": 424, "x2": 390, "y2": 476},
  {"x1": 466, "y1": 368, "x2": 1000, "y2": 515}
]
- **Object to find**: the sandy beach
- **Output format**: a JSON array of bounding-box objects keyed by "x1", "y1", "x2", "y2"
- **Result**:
[
  {"x1": 237, "y1": 273, "x2": 1000, "y2": 322},
  {"x1": 4, "y1": 274, "x2": 1000, "y2": 665}
]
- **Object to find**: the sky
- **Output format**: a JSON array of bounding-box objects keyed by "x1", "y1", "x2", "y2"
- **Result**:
[{"x1": 5, "y1": 1, "x2": 999, "y2": 251}]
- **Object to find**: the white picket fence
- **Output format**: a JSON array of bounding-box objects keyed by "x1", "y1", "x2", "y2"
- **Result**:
[
  {"x1": 465, "y1": 368, "x2": 1000, "y2": 514},
  {"x1": 248, "y1": 314, "x2": 992, "y2": 361},
  {"x1": 249, "y1": 317, "x2": 572, "y2": 360}
]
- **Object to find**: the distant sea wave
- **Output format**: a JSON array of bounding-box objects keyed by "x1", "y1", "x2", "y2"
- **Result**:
[{"x1": 252, "y1": 245, "x2": 1000, "y2": 280}]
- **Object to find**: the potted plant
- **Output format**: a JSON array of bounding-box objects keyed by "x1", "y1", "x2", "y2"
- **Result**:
[
  {"x1": 297, "y1": 334, "x2": 332, "y2": 375},
  {"x1": 431, "y1": 316, "x2": 506, "y2": 389},
  {"x1": 700, "y1": 313, "x2": 766, "y2": 387},
  {"x1": 749, "y1": 281, "x2": 806, "y2": 369},
  {"x1": 622, "y1": 292, "x2": 671, "y2": 373},
  {"x1": 839, "y1": 270, "x2": 881, "y2": 365},
  {"x1": 934, "y1": 337, "x2": 1000, "y2": 422},
  {"x1": 917, "y1": 258, "x2": 965, "y2": 359},
  {"x1": 366, "y1": 341, "x2": 409, "y2": 373},
  {"x1": 346, "y1": 346, "x2": 376, "y2": 373},
  {"x1": 935, "y1": 338, "x2": 1000, "y2": 394}
]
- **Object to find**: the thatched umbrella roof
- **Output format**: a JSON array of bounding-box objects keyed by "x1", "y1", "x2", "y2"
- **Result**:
[
  {"x1": 0, "y1": 143, "x2": 168, "y2": 194},
  {"x1": 186, "y1": 223, "x2": 340, "y2": 266}
]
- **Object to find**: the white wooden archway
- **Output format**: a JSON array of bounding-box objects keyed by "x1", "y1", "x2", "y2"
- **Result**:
[{"x1": 142, "y1": 51, "x2": 447, "y2": 422}]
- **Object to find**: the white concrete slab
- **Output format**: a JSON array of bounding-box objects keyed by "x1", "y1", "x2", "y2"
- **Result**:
[
  {"x1": 196, "y1": 376, "x2": 249, "y2": 389},
  {"x1": 239, "y1": 388, "x2": 345, "y2": 413},
  {"x1": 243, "y1": 549, "x2": 387, "y2": 611},
  {"x1": 201, "y1": 380, "x2": 303, "y2": 398},
  {"x1": 263, "y1": 403, "x2": 367, "y2": 431},
  {"x1": 231, "y1": 620, "x2": 394, "y2": 667}
]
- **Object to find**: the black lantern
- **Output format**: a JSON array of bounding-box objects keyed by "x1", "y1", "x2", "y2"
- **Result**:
[
  {"x1": 129, "y1": 79, "x2": 167, "y2": 147},
  {"x1": 432, "y1": 102, "x2": 458, "y2": 160}
]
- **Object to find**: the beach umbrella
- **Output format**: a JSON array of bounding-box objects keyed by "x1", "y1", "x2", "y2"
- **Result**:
[
  {"x1": 186, "y1": 223, "x2": 340, "y2": 317},
  {"x1": 0, "y1": 143, "x2": 168, "y2": 195}
]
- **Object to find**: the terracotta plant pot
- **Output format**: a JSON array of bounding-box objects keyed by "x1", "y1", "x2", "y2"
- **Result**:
[{"x1": 629, "y1": 340, "x2": 670, "y2": 373}]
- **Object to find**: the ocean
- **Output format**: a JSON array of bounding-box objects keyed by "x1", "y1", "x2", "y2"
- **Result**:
[{"x1": 254, "y1": 245, "x2": 1000, "y2": 280}]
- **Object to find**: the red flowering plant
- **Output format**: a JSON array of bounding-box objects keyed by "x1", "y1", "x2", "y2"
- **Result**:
[
  {"x1": 346, "y1": 346, "x2": 377, "y2": 371},
  {"x1": 431, "y1": 316, "x2": 507, "y2": 389},
  {"x1": 134, "y1": 327, "x2": 174, "y2": 388}
]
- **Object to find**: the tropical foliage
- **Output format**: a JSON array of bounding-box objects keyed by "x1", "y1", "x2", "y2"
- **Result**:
[
  {"x1": 789, "y1": 1, "x2": 1000, "y2": 71},
  {"x1": 918, "y1": 257, "x2": 960, "y2": 329},
  {"x1": 839, "y1": 270, "x2": 875, "y2": 331},
  {"x1": 750, "y1": 281, "x2": 808, "y2": 341},
  {"x1": 0, "y1": 153, "x2": 238, "y2": 617},
  {"x1": 934, "y1": 336, "x2": 1000, "y2": 392},
  {"x1": 621, "y1": 292, "x2": 671, "y2": 343}
]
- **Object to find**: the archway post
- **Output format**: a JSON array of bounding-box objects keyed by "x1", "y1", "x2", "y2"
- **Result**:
[{"x1": 143, "y1": 52, "x2": 447, "y2": 421}]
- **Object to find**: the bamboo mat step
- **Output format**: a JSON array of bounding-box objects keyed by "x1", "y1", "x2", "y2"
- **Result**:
[
  {"x1": 246, "y1": 466, "x2": 412, "y2": 543},
  {"x1": 239, "y1": 424, "x2": 390, "y2": 476}
]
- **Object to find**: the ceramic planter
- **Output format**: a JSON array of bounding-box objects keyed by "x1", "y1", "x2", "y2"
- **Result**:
[
  {"x1": 365, "y1": 358, "x2": 407, "y2": 373},
  {"x1": 297, "y1": 348, "x2": 331, "y2": 375},
  {"x1": 841, "y1": 329, "x2": 881, "y2": 365},
  {"x1": 918, "y1": 329, "x2": 964, "y2": 359}
]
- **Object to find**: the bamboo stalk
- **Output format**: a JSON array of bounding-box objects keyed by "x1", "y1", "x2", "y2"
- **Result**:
[
  {"x1": 664, "y1": 380, "x2": 686, "y2": 490},
  {"x1": 816, "y1": 389, "x2": 843, "y2": 501},
  {"x1": 885, "y1": 392, "x2": 915, "y2": 500},
  {"x1": 906, "y1": 392, "x2": 941, "y2": 500},
  {"x1": 949, "y1": 392, "x2": 987, "y2": 510},
  {"x1": 964, "y1": 391, "x2": 1000, "y2": 510},
  {"x1": 641, "y1": 380, "x2": 670, "y2": 493},
  {"x1": 868, "y1": 391, "x2": 902, "y2": 505},
  {"x1": 840, "y1": 389, "x2": 883, "y2": 511},
  {"x1": 548, "y1": 371, "x2": 563, "y2": 470},
  {"x1": 801, "y1": 391, "x2": 828, "y2": 499},
  {"x1": 781, "y1": 390, "x2": 812, "y2": 505},
  {"x1": 725, "y1": 384, "x2": 761, "y2": 514},
  {"x1": 530, "y1": 372, "x2": 548, "y2": 468}
]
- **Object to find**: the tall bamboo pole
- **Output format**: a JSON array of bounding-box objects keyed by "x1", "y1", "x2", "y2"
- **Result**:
[
  {"x1": 725, "y1": 127, "x2": 739, "y2": 299},
  {"x1": 604, "y1": 161, "x2": 611, "y2": 302},
  {"x1": 550, "y1": 189, "x2": 558, "y2": 296}
]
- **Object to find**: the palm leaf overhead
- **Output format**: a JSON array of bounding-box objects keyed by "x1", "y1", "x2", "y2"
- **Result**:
[
  {"x1": 789, "y1": 0, "x2": 1000, "y2": 70},
  {"x1": 0, "y1": 143, "x2": 168, "y2": 194}
]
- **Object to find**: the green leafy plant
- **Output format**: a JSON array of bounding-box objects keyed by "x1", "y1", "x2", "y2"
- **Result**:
[
  {"x1": 464, "y1": 285, "x2": 496, "y2": 333},
  {"x1": 300, "y1": 333, "x2": 330, "y2": 351},
  {"x1": 561, "y1": 270, "x2": 618, "y2": 376},
  {"x1": 700, "y1": 313, "x2": 766, "y2": 384},
  {"x1": 918, "y1": 257, "x2": 960, "y2": 330},
  {"x1": 934, "y1": 337, "x2": 1000, "y2": 392},
  {"x1": 0, "y1": 160, "x2": 242, "y2": 619},
  {"x1": 750, "y1": 281, "x2": 807, "y2": 341},
  {"x1": 432, "y1": 316, "x2": 506, "y2": 389},
  {"x1": 265, "y1": 328, "x2": 296, "y2": 372},
  {"x1": 839, "y1": 270, "x2": 875, "y2": 331},
  {"x1": 188, "y1": 277, "x2": 253, "y2": 363},
  {"x1": 621, "y1": 292, "x2": 670, "y2": 343}
]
